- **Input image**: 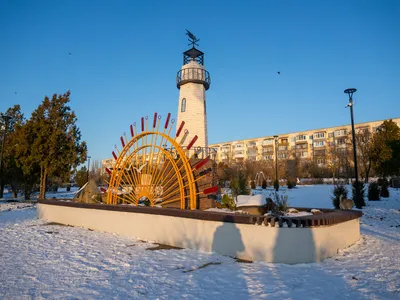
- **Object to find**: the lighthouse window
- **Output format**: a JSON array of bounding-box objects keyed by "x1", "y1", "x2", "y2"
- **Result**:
[{"x1": 181, "y1": 98, "x2": 186, "y2": 112}]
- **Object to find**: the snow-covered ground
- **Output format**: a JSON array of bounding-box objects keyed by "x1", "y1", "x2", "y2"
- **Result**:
[
  {"x1": 0, "y1": 185, "x2": 399, "y2": 299},
  {"x1": 0, "y1": 186, "x2": 78, "y2": 202}
]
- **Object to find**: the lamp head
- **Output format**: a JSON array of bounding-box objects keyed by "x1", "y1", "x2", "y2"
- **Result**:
[
  {"x1": 344, "y1": 88, "x2": 357, "y2": 100},
  {"x1": 344, "y1": 88, "x2": 357, "y2": 94}
]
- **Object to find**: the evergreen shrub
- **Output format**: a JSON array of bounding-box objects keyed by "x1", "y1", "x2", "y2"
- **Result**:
[
  {"x1": 332, "y1": 184, "x2": 348, "y2": 209},
  {"x1": 352, "y1": 181, "x2": 366, "y2": 207},
  {"x1": 221, "y1": 194, "x2": 235, "y2": 210},
  {"x1": 250, "y1": 180, "x2": 256, "y2": 190},
  {"x1": 287, "y1": 178, "x2": 296, "y2": 189},
  {"x1": 368, "y1": 182, "x2": 380, "y2": 201},
  {"x1": 261, "y1": 180, "x2": 267, "y2": 189},
  {"x1": 380, "y1": 181, "x2": 390, "y2": 198}
]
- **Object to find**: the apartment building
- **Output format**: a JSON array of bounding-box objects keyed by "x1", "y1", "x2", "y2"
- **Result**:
[{"x1": 209, "y1": 118, "x2": 400, "y2": 166}]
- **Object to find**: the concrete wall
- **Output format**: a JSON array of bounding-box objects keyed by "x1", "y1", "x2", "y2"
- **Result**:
[{"x1": 38, "y1": 203, "x2": 360, "y2": 264}]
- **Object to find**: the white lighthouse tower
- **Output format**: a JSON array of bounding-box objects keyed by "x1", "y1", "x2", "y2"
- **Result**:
[{"x1": 176, "y1": 31, "x2": 211, "y2": 149}]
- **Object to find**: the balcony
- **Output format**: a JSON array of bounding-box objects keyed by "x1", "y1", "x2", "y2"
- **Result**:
[
  {"x1": 295, "y1": 143, "x2": 308, "y2": 150},
  {"x1": 295, "y1": 135, "x2": 307, "y2": 142},
  {"x1": 247, "y1": 154, "x2": 257, "y2": 161},
  {"x1": 176, "y1": 68, "x2": 211, "y2": 90},
  {"x1": 313, "y1": 132, "x2": 326, "y2": 140},
  {"x1": 262, "y1": 139, "x2": 273, "y2": 146},
  {"x1": 247, "y1": 141, "x2": 257, "y2": 148},
  {"x1": 313, "y1": 141, "x2": 325, "y2": 148},
  {"x1": 248, "y1": 150, "x2": 257, "y2": 157},
  {"x1": 334, "y1": 129, "x2": 347, "y2": 137},
  {"x1": 234, "y1": 151, "x2": 245, "y2": 158},
  {"x1": 279, "y1": 137, "x2": 289, "y2": 144}
]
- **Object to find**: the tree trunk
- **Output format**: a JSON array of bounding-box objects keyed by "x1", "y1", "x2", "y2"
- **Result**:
[
  {"x1": 11, "y1": 183, "x2": 18, "y2": 198},
  {"x1": 0, "y1": 181, "x2": 4, "y2": 199},
  {"x1": 23, "y1": 182, "x2": 31, "y2": 200},
  {"x1": 365, "y1": 161, "x2": 372, "y2": 184},
  {"x1": 39, "y1": 165, "x2": 43, "y2": 199},
  {"x1": 39, "y1": 166, "x2": 47, "y2": 199}
]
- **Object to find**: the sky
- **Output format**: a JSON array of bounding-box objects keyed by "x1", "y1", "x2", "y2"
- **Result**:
[{"x1": 1, "y1": 0, "x2": 399, "y2": 163}]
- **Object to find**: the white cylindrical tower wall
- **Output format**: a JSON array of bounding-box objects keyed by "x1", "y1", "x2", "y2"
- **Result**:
[{"x1": 177, "y1": 60, "x2": 208, "y2": 148}]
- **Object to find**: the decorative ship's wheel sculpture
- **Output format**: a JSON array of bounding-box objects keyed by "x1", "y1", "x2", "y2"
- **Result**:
[{"x1": 105, "y1": 113, "x2": 217, "y2": 210}]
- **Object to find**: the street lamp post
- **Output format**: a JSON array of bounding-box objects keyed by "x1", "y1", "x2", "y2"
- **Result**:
[
  {"x1": 274, "y1": 135, "x2": 279, "y2": 191},
  {"x1": 344, "y1": 88, "x2": 361, "y2": 208},
  {"x1": 87, "y1": 156, "x2": 91, "y2": 183},
  {"x1": 0, "y1": 115, "x2": 12, "y2": 198}
]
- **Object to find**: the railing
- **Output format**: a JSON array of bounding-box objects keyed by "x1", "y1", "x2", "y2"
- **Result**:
[{"x1": 176, "y1": 68, "x2": 211, "y2": 90}]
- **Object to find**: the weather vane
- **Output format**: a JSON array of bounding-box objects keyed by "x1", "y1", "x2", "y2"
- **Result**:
[{"x1": 186, "y1": 29, "x2": 199, "y2": 47}]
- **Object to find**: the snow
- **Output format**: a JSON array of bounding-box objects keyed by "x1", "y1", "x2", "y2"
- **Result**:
[
  {"x1": 205, "y1": 208, "x2": 249, "y2": 214},
  {"x1": 285, "y1": 211, "x2": 313, "y2": 217},
  {"x1": 1, "y1": 185, "x2": 400, "y2": 299},
  {"x1": 236, "y1": 194, "x2": 265, "y2": 207},
  {"x1": 0, "y1": 202, "x2": 35, "y2": 212},
  {"x1": 0, "y1": 186, "x2": 78, "y2": 201}
]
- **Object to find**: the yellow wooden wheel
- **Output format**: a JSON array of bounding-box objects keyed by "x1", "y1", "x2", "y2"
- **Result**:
[{"x1": 105, "y1": 113, "x2": 216, "y2": 210}]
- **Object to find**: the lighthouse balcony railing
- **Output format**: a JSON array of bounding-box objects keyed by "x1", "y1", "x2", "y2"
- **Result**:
[{"x1": 176, "y1": 68, "x2": 211, "y2": 90}]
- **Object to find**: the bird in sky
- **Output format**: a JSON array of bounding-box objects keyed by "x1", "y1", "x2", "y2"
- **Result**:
[
  {"x1": 69, "y1": 52, "x2": 72, "y2": 56},
  {"x1": 14, "y1": 92, "x2": 17, "y2": 94},
  {"x1": 277, "y1": 71, "x2": 281, "y2": 75}
]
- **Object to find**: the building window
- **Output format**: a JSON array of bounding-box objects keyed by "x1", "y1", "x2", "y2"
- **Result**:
[
  {"x1": 314, "y1": 141, "x2": 325, "y2": 147},
  {"x1": 278, "y1": 153, "x2": 288, "y2": 159},
  {"x1": 313, "y1": 132, "x2": 325, "y2": 139},
  {"x1": 296, "y1": 151, "x2": 308, "y2": 158},
  {"x1": 334, "y1": 129, "x2": 347, "y2": 137},
  {"x1": 280, "y1": 138, "x2": 288, "y2": 144},
  {"x1": 181, "y1": 98, "x2": 186, "y2": 112},
  {"x1": 296, "y1": 135, "x2": 307, "y2": 141},
  {"x1": 336, "y1": 138, "x2": 346, "y2": 145}
]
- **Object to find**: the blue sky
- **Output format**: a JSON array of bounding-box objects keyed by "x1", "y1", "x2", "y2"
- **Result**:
[{"x1": 1, "y1": 0, "x2": 399, "y2": 162}]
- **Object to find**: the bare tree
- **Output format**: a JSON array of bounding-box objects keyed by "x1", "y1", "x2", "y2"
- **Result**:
[{"x1": 354, "y1": 129, "x2": 374, "y2": 182}]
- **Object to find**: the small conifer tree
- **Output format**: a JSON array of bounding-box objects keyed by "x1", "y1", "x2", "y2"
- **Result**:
[
  {"x1": 261, "y1": 179, "x2": 267, "y2": 189},
  {"x1": 332, "y1": 184, "x2": 348, "y2": 209}
]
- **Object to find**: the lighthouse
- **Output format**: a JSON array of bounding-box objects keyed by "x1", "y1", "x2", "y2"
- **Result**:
[{"x1": 176, "y1": 31, "x2": 211, "y2": 149}]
